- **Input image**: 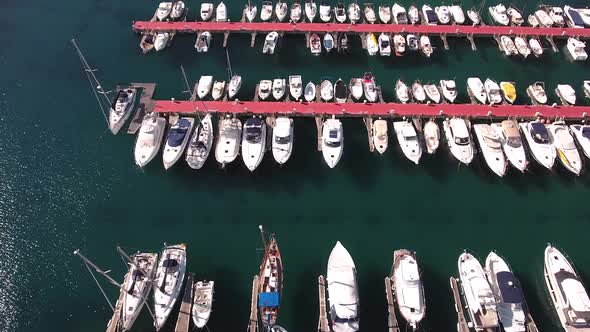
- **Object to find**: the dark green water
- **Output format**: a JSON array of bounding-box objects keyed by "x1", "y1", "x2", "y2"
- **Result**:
[{"x1": 2, "y1": 0, "x2": 590, "y2": 331}]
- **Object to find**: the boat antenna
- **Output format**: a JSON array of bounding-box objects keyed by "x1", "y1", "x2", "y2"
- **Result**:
[
  {"x1": 180, "y1": 65, "x2": 205, "y2": 122},
  {"x1": 74, "y1": 249, "x2": 120, "y2": 310},
  {"x1": 258, "y1": 225, "x2": 267, "y2": 248}
]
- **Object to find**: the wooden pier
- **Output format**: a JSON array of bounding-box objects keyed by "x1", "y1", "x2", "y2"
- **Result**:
[
  {"x1": 175, "y1": 272, "x2": 194, "y2": 332},
  {"x1": 318, "y1": 275, "x2": 330, "y2": 332},
  {"x1": 105, "y1": 286, "x2": 125, "y2": 332},
  {"x1": 248, "y1": 275, "x2": 260, "y2": 332},
  {"x1": 449, "y1": 277, "x2": 470, "y2": 332},
  {"x1": 384, "y1": 277, "x2": 400, "y2": 332},
  {"x1": 127, "y1": 83, "x2": 157, "y2": 134}
]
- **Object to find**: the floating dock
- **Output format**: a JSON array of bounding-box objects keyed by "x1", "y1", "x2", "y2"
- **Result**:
[
  {"x1": 318, "y1": 275, "x2": 330, "y2": 332},
  {"x1": 384, "y1": 277, "x2": 400, "y2": 332},
  {"x1": 449, "y1": 277, "x2": 470, "y2": 332},
  {"x1": 105, "y1": 286, "x2": 125, "y2": 332},
  {"x1": 127, "y1": 83, "x2": 157, "y2": 134},
  {"x1": 248, "y1": 275, "x2": 260, "y2": 332},
  {"x1": 175, "y1": 272, "x2": 194, "y2": 332}
]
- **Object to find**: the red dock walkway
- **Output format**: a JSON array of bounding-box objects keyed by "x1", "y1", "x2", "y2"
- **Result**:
[
  {"x1": 153, "y1": 100, "x2": 590, "y2": 119},
  {"x1": 133, "y1": 21, "x2": 590, "y2": 39}
]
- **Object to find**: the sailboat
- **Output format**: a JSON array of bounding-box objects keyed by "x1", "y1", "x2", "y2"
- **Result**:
[
  {"x1": 258, "y1": 233, "x2": 283, "y2": 330},
  {"x1": 186, "y1": 114, "x2": 214, "y2": 170},
  {"x1": 153, "y1": 244, "x2": 187, "y2": 331},
  {"x1": 134, "y1": 113, "x2": 167, "y2": 167},
  {"x1": 121, "y1": 252, "x2": 158, "y2": 331},
  {"x1": 109, "y1": 88, "x2": 136, "y2": 135}
]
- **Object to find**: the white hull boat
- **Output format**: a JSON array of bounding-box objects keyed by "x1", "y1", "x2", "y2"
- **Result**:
[
  {"x1": 305, "y1": 0, "x2": 317, "y2": 22},
  {"x1": 170, "y1": 1, "x2": 185, "y2": 20},
  {"x1": 392, "y1": 3, "x2": 408, "y2": 24},
  {"x1": 272, "y1": 117, "x2": 294, "y2": 164},
  {"x1": 263, "y1": 31, "x2": 279, "y2": 54},
  {"x1": 394, "y1": 120, "x2": 422, "y2": 164},
  {"x1": 393, "y1": 250, "x2": 425, "y2": 329},
  {"x1": 261, "y1": 1, "x2": 273, "y2": 21},
  {"x1": 424, "y1": 84, "x2": 441, "y2": 103},
  {"x1": 310, "y1": 33, "x2": 321, "y2": 55},
  {"x1": 259, "y1": 80, "x2": 272, "y2": 100},
  {"x1": 214, "y1": 117, "x2": 242, "y2": 166},
  {"x1": 535, "y1": 9, "x2": 554, "y2": 27},
  {"x1": 519, "y1": 121, "x2": 556, "y2": 170},
  {"x1": 507, "y1": 7, "x2": 524, "y2": 25},
  {"x1": 320, "y1": 4, "x2": 332, "y2": 22},
  {"x1": 334, "y1": 79, "x2": 347, "y2": 103},
  {"x1": 324, "y1": 33, "x2": 335, "y2": 52},
  {"x1": 245, "y1": 4, "x2": 258, "y2": 22},
  {"x1": 501, "y1": 36, "x2": 518, "y2": 56},
  {"x1": 393, "y1": 34, "x2": 405, "y2": 56},
  {"x1": 422, "y1": 4, "x2": 437, "y2": 24},
  {"x1": 320, "y1": 80, "x2": 334, "y2": 102},
  {"x1": 109, "y1": 88, "x2": 136, "y2": 135},
  {"x1": 304, "y1": 81, "x2": 316, "y2": 102},
  {"x1": 529, "y1": 37, "x2": 544, "y2": 57},
  {"x1": 570, "y1": 124, "x2": 590, "y2": 159},
  {"x1": 290, "y1": 2, "x2": 302, "y2": 22},
  {"x1": 467, "y1": 8, "x2": 481, "y2": 24},
  {"x1": 372, "y1": 119, "x2": 388, "y2": 154},
  {"x1": 379, "y1": 5, "x2": 391, "y2": 23},
  {"x1": 366, "y1": 33, "x2": 379, "y2": 56},
  {"x1": 484, "y1": 78, "x2": 502, "y2": 105},
  {"x1": 420, "y1": 35, "x2": 433, "y2": 57},
  {"x1": 272, "y1": 78, "x2": 286, "y2": 100},
  {"x1": 192, "y1": 281, "x2": 214, "y2": 328},
  {"x1": 186, "y1": 114, "x2": 214, "y2": 170},
  {"x1": 473, "y1": 124, "x2": 507, "y2": 177},
  {"x1": 121, "y1": 253, "x2": 158, "y2": 331},
  {"x1": 491, "y1": 120, "x2": 527, "y2": 172},
  {"x1": 276, "y1": 1, "x2": 288, "y2": 21},
  {"x1": 424, "y1": 119, "x2": 440, "y2": 154},
  {"x1": 348, "y1": 3, "x2": 360, "y2": 23},
  {"x1": 322, "y1": 117, "x2": 344, "y2": 168},
  {"x1": 195, "y1": 31, "x2": 212, "y2": 53},
  {"x1": 134, "y1": 113, "x2": 167, "y2": 167},
  {"x1": 467, "y1": 77, "x2": 487, "y2": 104},
  {"x1": 215, "y1": 2, "x2": 227, "y2": 21},
  {"x1": 364, "y1": 4, "x2": 376, "y2": 23},
  {"x1": 395, "y1": 80, "x2": 410, "y2": 103},
  {"x1": 566, "y1": 37, "x2": 588, "y2": 61},
  {"x1": 327, "y1": 241, "x2": 359, "y2": 332},
  {"x1": 163, "y1": 117, "x2": 195, "y2": 169},
  {"x1": 527, "y1": 82, "x2": 547, "y2": 104},
  {"x1": 556, "y1": 84, "x2": 576, "y2": 105},
  {"x1": 378, "y1": 33, "x2": 391, "y2": 56},
  {"x1": 363, "y1": 73, "x2": 377, "y2": 102},
  {"x1": 156, "y1": 2, "x2": 173, "y2": 21},
  {"x1": 406, "y1": 34, "x2": 419, "y2": 51},
  {"x1": 211, "y1": 81, "x2": 225, "y2": 101},
  {"x1": 335, "y1": 3, "x2": 346, "y2": 23},
  {"x1": 350, "y1": 78, "x2": 363, "y2": 101},
  {"x1": 514, "y1": 36, "x2": 531, "y2": 58},
  {"x1": 153, "y1": 244, "x2": 187, "y2": 331},
  {"x1": 408, "y1": 5, "x2": 420, "y2": 24},
  {"x1": 443, "y1": 118, "x2": 474, "y2": 165},
  {"x1": 440, "y1": 80, "x2": 457, "y2": 103},
  {"x1": 197, "y1": 76, "x2": 214, "y2": 99},
  {"x1": 435, "y1": 6, "x2": 451, "y2": 24},
  {"x1": 289, "y1": 75, "x2": 303, "y2": 100},
  {"x1": 450, "y1": 5, "x2": 465, "y2": 24},
  {"x1": 549, "y1": 122, "x2": 582, "y2": 175},
  {"x1": 412, "y1": 82, "x2": 426, "y2": 103},
  {"x1": 154, "y1": 33, "x2": 170, "y2": 51},
  {"x1": 242, "y1": 117, "x2": 267, "y2": 171},
  {"x1": 489, "y1": 4, "x2": 510, "y2": 25},
  {"x1": 200, "y1": 3, "x2": 214, "y2": 21},
  {"x1": 228, "y1": 75, "x2": 242, "y2": 99}
]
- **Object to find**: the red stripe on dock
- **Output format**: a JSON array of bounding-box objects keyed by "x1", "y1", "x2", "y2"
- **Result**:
[
  {"x1": 153, "y1": 100, "x2": 590, "y2": 119},
  {"x1": 132, "y1": 21, "x2": 590, "y2": 38}
]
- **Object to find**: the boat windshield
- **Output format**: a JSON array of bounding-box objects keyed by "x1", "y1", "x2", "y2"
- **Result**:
[
  {"x1": 506, "y1": 136, "x2": 521, "y2": 148},
  {"x1": 455, "y1": 136, "x2": 469, "y2": 145},
  {"x1": 582, "y1": 127, "x2": 590, "y2": 140},
  {"x1": 167, "y1": 125, "x2": 189, "y2": 147},
  {"x1": 275, "y1": 135, "x2": 291, "y2": 144},
  {"x1": 325, "y1": 129, "x2": 341, "y2": 147},
  {"x1": 380, "y1": 38, "x2": 390, "y2": 48},
  {"x1": 333, "y1": 315, "x2": 359, "y2": 323},
  {"x1": 246, "y1": 126, "x2": 262, "y2": 143},
  {"x1": 482, "y1": 135, "x2": 502, "y2": 149},
  {"x1": 530, "y1": 123, "x2": 550, "y2": 144}
]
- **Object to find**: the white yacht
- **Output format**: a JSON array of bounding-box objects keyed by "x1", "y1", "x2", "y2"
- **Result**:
[
  {"x1": 245, "y1": 3, "x2": 258, "y2": 22},
  {"x1": 322, "y1": 117, "x2": 344, "y2": 168},
  {"x1": 467, "y1": 77, "x2": 487, "y2": 104},
  {"x1": 372, "y1": 119, "x2": 388, "y2": 154},
  {"x1": 514, "y1": 36, "x2": 531, "y2": 58},
  {"x1": 121, "y1": 252, "x2": 158, "y2": 331},
  {"x1": 422, "y1": 4, "x2": 438, "y2": 24},
  {"x1": 443, "y1": 118, "x2": 474, "y2": 165},
  {"x1": 378, "y1": 33, "x2": 391, "y2": 56},
  {"x1": 310, "y1": 33, "x2": 322, "y2": 55},
  {"x1": 458, "y1": 252, "x2": 499, "y2": 331},
  {"x1": 170, "y1": 1, "x2": 185, "y2": 20},
  {"x1": 529, "y1": 37, "x2": 544, "y2": 57},
  {"x1": 324, "y1": 33, "x2": 335, "y2": 52},
  {"x1": 584, "y1": 81, "x2": 590, "y2": 99},
  {"x1": 392, "y1": 3, "x2": 408, "y2": 24},
  {"x1": 200, "y1": 3, "x2": 214, "y2": 20},
  {"x1": 289, "y1": 75, "x2": 303, "y2": 100},
  {"x1": 327, "y1": 241, "x2": 359, "y2": 332},
  {"x1": 350, "y1": 78, "x2": 363, "y2": 101},
  {"x1": 485, "y1": 252, "x2": 528, "y2": 332},
  {"x1": 406, "y1": 34, "x2": 419, "y2": 51},
  {"x1": 304, "y1": 81, "x2": 316, "y2": 102},
  {"x1": 393, "y1": 34, "x2": 405, "y2": 56},
  {"x1": 192, "y1": 281, "x2": 214, "y2": 328},
  {"x1": 156, "y1": 2, "x2": 173, "y2": 21},
  {"x1": 535, "y1": 9, "x2": 554, "y2": 26},
  {"x1": 501, "y1": 36, "x2": 518, "y2": 56},
  {"x1": 290, "y1": 2, "x2": 302, "y2": 22},
  {"x1": 320, "y1": 80, "x2": 334, "y2": 102},
  {"x1": 549, "y1": 6, "x2": 565, "y2": 26},
  {"x1": 473, "y1": 124, "x2": 507, "y2": 177},
  {"x1": 544, "y1": 245, "x2": 590, "y2": 332},
  {"x1": 556, "y1": 84, "x2": 576, "y2": 105},
  {"x1": 424, "y1": 84, "x2": 441, "y2": 103},
  {"x1": 412, "y1": 81, "x2": 426, "y2": 103},
  {"x1": 215, "y1": 1, "x2": 227, "y2": 21},
  {"x1": 259, "y1": 80, "x2": 272, "y2": 100},
  {"x1": 519, "y1": 120, "x2": 556, "y2": 170},
  {"x1": 420, "y1": 35, "x2": 433, "y2": 57},
  {"x1": 393, "y1": 120, "x2": 422, "y2": 164},
  {"x1": 379, "y1": 5, "x2": 391, "y2": 23},
  {"x1": 491, "y1": 120, "x2": 528, "y2": 172},
  {"x1": 154, "y1": 33, "x2": 170, "y2": 51},
  {"x1": 548, "y1": 122, "x2": 582, "y2": 175},
  {"x1": 163, "y1": 117, "x2": 195, "y2": 169},
  {"x1": 527, "y1": 82, "x2": 548, "y2": 105},
  {"x1": 564, "y1": 5, "x2": 586, "y2": 28},
  {"x1": 489, "y1": 4, "x2": 510, "y2": 25},
  {"x1": 195, "y1": 31, "x2": 212, "y2": 53},
  {"x1": 435, "y1": 6, "x2": 451, "y2": 24},
  {"x1": 348, "y1": 2, "x2": 361, "y2": 23},
  {"x1": 408, "y1": 5, "x2": 420, "y2": 24},
  {"x1": 570, "y1": 124, "x2": 590, "y2": 159},
  {"x1": 134, "y1": 113, "x2": 167, "y2": 167},
  {"x1": 305, "y1": 0, "x2": 317, "y2": 22},
  {"x1": 276, "y1": 1, "x2": 288, "y2": 21},
  {"x1": 395, "y1": 80, "x2": 410, "y2": 104},
  {"x1": 393, "y1": 250, "x2": 425, "y2": 329},
  {"x1": 153, "y1": 244, "x2": 187, "y2": 331},
  {"x1": 272, "y1": 117, "x2": 294, "y2": 165},
  {"x1": 364, "y1": 4, "x2": 376, "y2": 23},
  {"x1": 424, "y1": 119, "x2": 440, "y2": 154},
  {"x1": 335, "y1": 3, "x2": 347, "y2": 23},
  {"x1": 484, "y1": 79, "x2": 502, "y2": 105},
  {"x1": 228, "y1": 75, "x2": 242, "y2": 99},
  {"x1": 197, "y1": 76, "x2": 214, "y2": 99},
  {"x1": 449, "y1": 5, "x2": 465, "y2": 24},
  {"x1": 261, "y1": 1, "x2": 273, "y2": 21},
  {"x1": 366, "y1": 33, "x2": 379, "y2": 56},
  {"x1": 211, "y1": 80, "x2": 225, "y2": 101},
  {"x1": 263, "y1": 31, "x2": 279, "y2": 54},
  {"x1": 440, "y1": 80, "x2": 457, "y2": 103},
  {"x1": 320, "y1": 4, "x2": 332, "y2": 22},
  {"x1": 109, "y1": 88, "x2": 136, "y2": 135},
  {"x1": 214, "y1": 116, "x2": 242, "y2": 166},
  {"x1": 272, "y1": 78, "x2": 286, "y2": 100},
  {"x1": 507, "y1": 6, "x2": 524, "y2": 25},
  {"x1": 363, "y1": 73, "x2": 377, "y2": 102},
  {"x1": 186, "y1": 114, "x2": 214, "y2": 170},
  {"x1": 241, "y1": 117, "x2": 267, "y2": 171},
  {"x1": 467, "y1": 8, "x2": 481, "y2": 24},
  {"x1": 566, "y1": 38, "x2": 588, "y2": 61}
]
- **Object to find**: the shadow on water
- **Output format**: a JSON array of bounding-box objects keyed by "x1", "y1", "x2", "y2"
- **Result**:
[
  {"x1": 358, "y1": 264, "x2": 387, "y2": 332},
  {"x1": 419, "y1": 264, "x2": 455, "y2": 332},
  {"x1": 289, "y1": 263, "x2": 322, "y2": 332}
]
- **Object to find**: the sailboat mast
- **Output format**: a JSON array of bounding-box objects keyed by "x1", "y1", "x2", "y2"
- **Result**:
[
  {"x1": 74, "y1": 250, "x2": 122, "y2": 288},
  {"x1": 225, "y1": 48, "x2": 233, "y2": 80},
  {"x1": 258, "y1": 225, "x2": 267, "y2": 248}
]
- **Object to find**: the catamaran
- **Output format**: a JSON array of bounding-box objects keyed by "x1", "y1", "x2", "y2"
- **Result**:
[
  {"x1": 192, "y1": 280, "x2": 214, "y2": 328},
  {"x1": 134, "y1": 113, "x2": 167, "y2": 167},
  {"x1": 393, "y1": 120, "x2": 422, "y2": 164},
  {"x1": 109, "y1": 88, "x2": 136, "y2": 135},
  {"x1": 519, "y1": 120, "x2": 556, "y2": 170},
  {"x1": 372, "y1": 119, "x2": 388, "y2": 154},
  {"x1": 186, "y1": 114, "x2": 214, "y2": 170},
  {"x1": 322, "y1": 116, "x2": 344, "y2": 168},
  {"x1": 272, "y1": 117, "x2": 294, "y2": 165},
  {"x1": 491, "y1": 120, "x2": 528, "y2": 172},
  {"x1": 473, "y1": 124, "x2": 507, "y2": 177},
  {"x1": 214, "y1": 116, "x2": 242, "y2": 167},
  {"x1": 241, "y1": 117, "x2": 267, "y2": 171},
  {"x1": 548, "y1": 121, "x2": 582, "y2": 175},
  {"x1": 392, "y1": 250, "x2": 425, "y2": 329},
  {"x1": 121, "y1": 252, "x2": 158, "y2": 331},
  {"x1": 258, "y1": 234, "x2": 283, "y2": 330},
  {"x1": 327, "y1": 241, "x2": 359, "y2": 332},
  {"x1": 154, "y1": 244, "x2": 187, "y2": 331},
  {"x1": 162, "y1": 118, "x2": 195, "y2": 170},
  {"x1": 443, "y1": 118, "x2": 474, "y2": 165}
]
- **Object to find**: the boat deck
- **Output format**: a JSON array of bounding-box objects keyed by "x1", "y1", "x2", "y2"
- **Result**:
[
  {"x1": 174, "y1": 272, "x2": 194, "y2": 332},
  {"x1": 384, "y1": 276, "x2": 400, "y2": 332},
  {"x1": 449, "y1": 277, "x2": 470, "y2": 332},
  {"x1": 127, "y1": 83, "x2": 157, "y2": 134},
  {"x1": 318, "y1": 275, "x2": 330, "y2": 332}
]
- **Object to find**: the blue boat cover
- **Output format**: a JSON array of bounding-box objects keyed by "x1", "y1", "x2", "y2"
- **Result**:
[
  {"x1": 567, "y1": 8, "x2": 585, "y2": 27},
  {"x1": 258, "y1": 292, "x2": 280, "y2": 308},
  {"x1": 497, "y1": 271, "x2": 525, "y2": 304}
]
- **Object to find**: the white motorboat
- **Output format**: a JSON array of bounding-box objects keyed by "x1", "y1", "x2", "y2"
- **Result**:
[
  {"x1": 500, "y1": 36, "x2": 518, "y2": 56},
  {"x1": 440, "y1": 80, "x2": 457, "y2": 103},
  {"x1": 363, "y1": 73, "x2": 377, "y2": 102},
  {"x1": 435, "y1": 6, "x2": 451, "y2": 24},
  {"x1": 406, "y1": 34, "x2": 419, "y2": 51},
  {"x1": 394, "y1": 120, "x2": 422, "y2": 164},
  {"x1": 529, "y1": 37, "x2": 544, "y2": 57},
  {"x1": 320, "y1": 80, "x2": 334, "y2": 102},
  {"x1": 412, "y1": 81, "x2": 426, "y2": 103},
  {"x1": 489, "y1": 4, "x2": 509, "y2": 25},
  {"x1": 258, "y1": 80, "x2": 272, "y2": 100},
  {"x1": 334, "y1": 79, "x2": 347, "y2": 103},
  {"x1": 320, "y1": 4, "x2": 332, "y2": 22},
  {"x1": 556, "y1": 84, "x2": 576, "y2": 105},
  {"x1": 228, "y1": 75, "x2": 242, "y2": 99},
  {"x1": 420, "y1": 35, "x2": 433, "y2": 57},
  {"x1": 424, "y1": 84, "x2": 441, "y2": 103},
  {"x1": 275, "y1": 1, "x2": 288, "y2": 21},
  {"x1": 214, "y1": 116, "x2": 242, "y2": 166},
  {"x1": 467, "y1": 8, "x2": 481, "y2": 25},
  {"x1": 484, "y1": 252, "x2": 529, "y2": 332},
  {"x1": 549, "y1": 121, "x2": 582, "y2": 175},
  {"x1": 392, "y1": 3, "x2": 408, "y2": 24},
  {"x1": 378, "y1": 33, "x2": 391, "y2": 56},
  {"x1": 519, "y1": 120, "x2": 556, "y2": 170},
  {"x1": 170, "y1": 1, "x2": 185, "y2": 20},
  {"x1": 322, "y1": 117, "x2": 344, "y2": 168},
  {"x1": 241, "y1": 117, "x2": 266, "y2": 171},
  {"x1": 467, "y1": 77, "x2": 487, "y2": 104},
  {"x1": 393, "y1": 34, "x2": 405, "y2": 56},
  {"x1": 324, "y1": 33, "x2": 335, "y2": 52},
  {"x1": 261, "y1": 1, "x2": 273, "y2": 21},
  {"x1": 272, "y1": 78, "x2": 286, "y2": 100},
  {"x1": 134, "y1": 113, "x2": 167, "y2": 167},
  {"x1": 211, "y1": 80, "x2": 226, "y2": 101},
  {"x1": 408, "y1": 5, "x2": 420, "y2": 24},
  {"x1": 422, "y1": 4, "x2": 438, "y2": 24},
  {"x1": 154, "y1": 33, "x2": 170, "y2": 51},
  {"x1": 507, "y1": 7, "x2": 524, "y2": 25},
  {"x1": 310, "y1": 33, "x2": 322, "y2": 55},
  {"x1": 570, "y1": 124, "x2": 590, "y2": 159},
  {"x1": 424, "y1": 119, "x2": 440, "y2": 154},
  {"x1": 549, "y1": 6, "x2": 565, "y2": 26},
  {"x1": 327, "y1": 241, "x2": 359, "y2": 332},
  {"x1": 335, "y1": 3, "x2": 347, "y2": 23},
  {"x1": 379, "y1": 5, "x2": 391, "y2": 23},
  {"x1": 289, "y1": 75, "x2": 303, "y2": 100},
  {"x1": 458, "y1": 252, "x2": 499, "y2": 331},
  {"x1": 200, "y1": 3, "x2": 214, "y2": 20},
  {"x1": 121, "y1": 252, "x2": 158, "y2": 331},
  {"x1": 535, "y1": 9, "x2": 554, "y2": 27},
  {"x1": 514, "y1": 36, "x2": 531, "y2": 58},
  {"x1": 528, "y1": 14, "x2": 539, "y2": 26},
  {"x1": 192, "y1": 281, "x2": 214, "y2": 328},
  {"x1": 163, "y1": 117, "x2": 194, "y2": 169},
  {"x1": 197, "y1": 76, "x2": 214, "y2": 99},
  {"x1": 372, "y1": 119, "x2": 388, "y2": 154},
  {"x1": 305, "y1": 0, "x2": 317, "y2": 22},
  {"x1": 566, "y1": 37, "x2": 588, "y2": 61},
  {"x1": 348, "y1": 2, "x2": 361, "y2": 23},
  {"x1": 366, "y1": 33, "x2": 379, "y2": 56},
  {"x1": 245, "y1": 3, "x2": 258, "y2": 22},
  {"x1": 195, "y1": 31, "x2": 212, "y2": 53},
  {"x1": 263, "y1": 31, "x2": 279, "y2": 54},
  {"x1": 491, "y1": 120, "x2": 527, "y2": 172},
  {"x1": 393, "y1": 250, "x2": 426, "y2": 329},
  {"x1": 527, "y1": 82, "x2": 547, "y2": 105},
  {"x1": 350, "y1": 78, "x2": 363, "y2": 101},
  {"x1": 304, "y1": 81, "x2": 316, "y2": 102},
  {"x1": 544, "y1": 245, "x2": 590, "y2": 331},
  {"x1": 153, "y1": 244, "x2": 187, "y2": 331},
  {"x1": 290, "y1": 2, "x2": 302, "y2": 22},
  {"x1": 186, "y1": 114, "x2": 214, "y2": 170},
  {"x1": 272, "y1": 117, "x2": 294, "y2": 164},
  {"x1": 564, "y1": 6, "x2": 586, "y2": 28},
  {"x1": 443, "y1": 118, "x2": 474, "y2": 165},
  {"x1": 156, "y1": 2, "x2": 173, "y2": 21},
  {"x1": 473, "y1": 124, "x2": 507, "y2": 177},
  {"x1": 109, "y1": 88, "x2": 136, "y2": 135},
  {"x1": 449, "y1": 5, "x2": 465, "y2": 24},
  {"x1": 364, "y1": 4, "x2": 376, "y2": 23},
  {"x1": 395, "y1": 80, "x2": 410, "y2": 103},
  {"x1": 215, "y1": 1, "x2": 227, "y2": 21},
  {"x1": 484, "y1": 78, "x2": 502, "y2": 105},
  {"x1": 584, "y1": 81, "x2": 590, "y2": 99}
]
